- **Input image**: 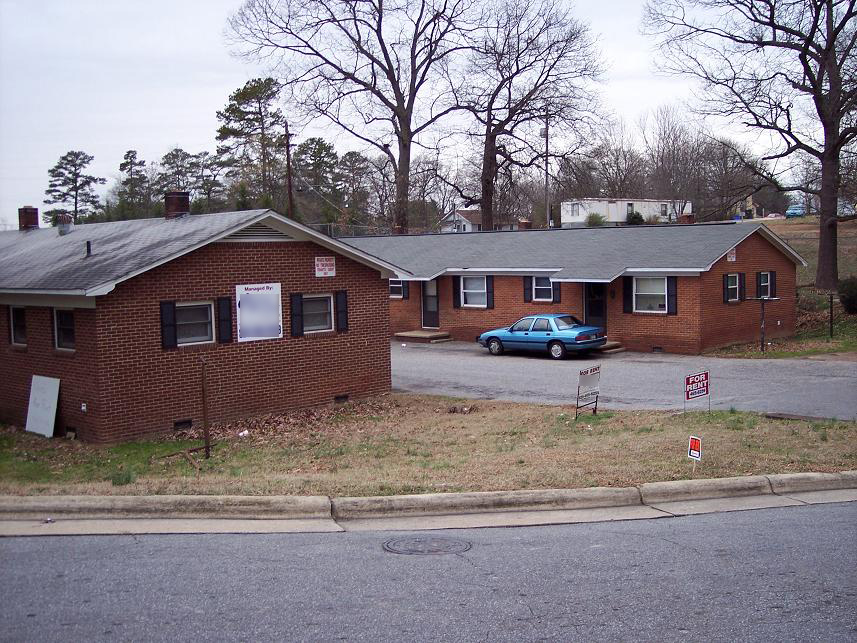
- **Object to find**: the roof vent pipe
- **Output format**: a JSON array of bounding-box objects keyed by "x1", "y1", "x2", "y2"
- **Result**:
[
  {"x1": 18, "y1": 206, "x2": 39, "y2": 230},
  {"x1": 57, "y1": 212, "x2": 74, "y2": 236},
  {"x1": 164, "y1": 191, "x2": 190, "y2": 219},
  {"x1": 85, "y1": 240, "x2": 92, "y2": 257}
]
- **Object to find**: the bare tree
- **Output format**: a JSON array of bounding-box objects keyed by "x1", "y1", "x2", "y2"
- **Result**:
[
  {"x1": 229, "y1": 0, "x2": 474, "y2": 234},
  {"x1": 645, "y1": 0, "x2": 857, "y2": 288},
  {"x1": 593, "y1": 120, "x2": 647, "y2": 198},
  {"x1": 453, "y1": 0, "x2": 600, "y2": 229}
]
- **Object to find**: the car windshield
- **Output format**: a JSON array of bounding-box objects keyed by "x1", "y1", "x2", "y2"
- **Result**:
[{"x1": 553, "y1": 315, "x2": 583, "y2": 330}]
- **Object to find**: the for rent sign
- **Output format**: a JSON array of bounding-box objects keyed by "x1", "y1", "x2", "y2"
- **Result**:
[
  {"x1": 578, "y1": 364, "x2": 601, "y2": 401},
  {"x1": 688, "y1": 435, "x2": 702, "y2": 461},
  {"x1": 685, "y1": 371, "x2": 710, "y2": 401}
]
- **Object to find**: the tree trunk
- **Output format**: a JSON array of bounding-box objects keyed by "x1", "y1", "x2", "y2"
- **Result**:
[
  {"x1": 815, "y1": 150, "x2": 840, "y2": 290},
  {"x1": 392, "y1": 136, "x2": 411, "y2": 234},
  {"x1": 480, "y1": 133, "x2": 497, "y2": 232}
]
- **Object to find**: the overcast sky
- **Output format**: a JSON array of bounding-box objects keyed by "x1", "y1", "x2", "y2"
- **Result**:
[{"x1": 0, "y1": 0, "x2": 701, "y2": 229}]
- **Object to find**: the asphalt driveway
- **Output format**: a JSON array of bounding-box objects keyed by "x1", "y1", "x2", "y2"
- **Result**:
[{"x1": 392, "y1": 341, "x2": 857, "y2": 420}]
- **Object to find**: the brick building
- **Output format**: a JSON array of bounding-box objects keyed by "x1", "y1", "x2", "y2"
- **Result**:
[
  {"x1": 344, "y1": 222, "x2": 805, "y2": 354},
  {"x1": 0, "y1": 198, "x2": 404, "y2": 443}
]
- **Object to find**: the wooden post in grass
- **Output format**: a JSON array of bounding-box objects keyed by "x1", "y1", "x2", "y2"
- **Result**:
[
  {"x1": 200, "y1": 357, "x2": 211, "y2": 459},
  {"x1": 829, "y1": 292, "x2": 834, "y2": 339}
]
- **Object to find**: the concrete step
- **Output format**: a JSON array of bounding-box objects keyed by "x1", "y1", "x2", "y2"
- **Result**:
[
  {"x1": 429, "y1": 338, "x2": 454, "y2": 344},
  {"x1": 395, "y1": 330, "x2": 451, "y2": 343},
  {"x1": 597, "y1": 340, "x2": 626, "y2": 354},
  {"x1": 601, "y1": 346, "x2": 627, "y2": 354}
]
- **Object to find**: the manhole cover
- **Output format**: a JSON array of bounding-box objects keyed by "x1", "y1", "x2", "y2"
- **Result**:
[{"x1": 383, "y1": 536, "x2": 472, "y2": 555}]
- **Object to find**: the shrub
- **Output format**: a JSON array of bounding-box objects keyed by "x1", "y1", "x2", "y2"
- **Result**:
[
  {"x1": 585, "y1": 213, "x2": 606, "y2": 227},
  {"x1": 798, "y1": 289, "x2": 827, "y2": 312},
  {"x1": 839, "y1": 277, "x2": 857, "y2": 314},
  {"x1": 110, "y1": 469, "x2": 136, "y2": 486},
  {"x1": 644, "y1": 214, "x2": 661, "y2": 225},
  {"x1": 626, "y1": 211, "x2": 644, "y2": 225}
]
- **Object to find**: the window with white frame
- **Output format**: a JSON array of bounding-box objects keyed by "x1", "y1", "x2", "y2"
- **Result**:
[
  {"x1": 758, "y1": 272, "x2": 770, "y2": 298},
  {"x1": 54, "y1": 309, "x2": 76, "y2": 349},
  {"x1": 633, "y1": 277, "x2": 667, "y2": 313},
  {"x1": 176, "y1": 302, "x2": 214, "y2": 345},
  {"x1": 303, "y1": 295, "x2": 333, "y2": 332},
  {"x1": 726, "y1": 273, "x2": 740, "y2": 301},
  {"x1": 660, "y1": 203, "x2": 668, "y2": 218},
  {"x1": 532, "y1": 277, "x2": 553, "y2": 301},
  {"x1": 389, "y1": 279, "x2": 403, "y2": 298},
  {"x1": 10, "y1": 306, "x2": 26, "y2": 346},
  {"x1": 461, "y1": 276, "x2": 487, "y2": 307}
]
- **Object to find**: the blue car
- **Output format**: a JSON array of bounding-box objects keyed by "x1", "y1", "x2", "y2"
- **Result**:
[{"x1": 477, "y1": 314, "x2": 607, "y2": 360}]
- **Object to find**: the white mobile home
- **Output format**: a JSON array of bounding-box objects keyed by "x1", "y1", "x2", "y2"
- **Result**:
[{"x1": 560, "y1": 198, "x2": 692, "y2": 225}]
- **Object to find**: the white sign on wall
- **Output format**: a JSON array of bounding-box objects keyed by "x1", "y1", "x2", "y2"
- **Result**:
[
  {"x1": 315, "y1": 256, "x2": 336, "y2": 277},
  {"x1": 727, "y1": 247, "x2": 737, "y2": 262},
  {"x1": 236, "y1": 283, "x2": 283, "y2": 342},
  {"x1": 25, "y1": 375, "x2": 60, "y2": 438}
]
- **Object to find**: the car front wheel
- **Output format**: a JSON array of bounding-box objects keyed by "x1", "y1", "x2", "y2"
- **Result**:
[
  {"x1": 487, "y1": 338, "x2": 504, "y2": 355},
  {"x1": 548, "y1": 341, "x2": 567, "y2": 360}
]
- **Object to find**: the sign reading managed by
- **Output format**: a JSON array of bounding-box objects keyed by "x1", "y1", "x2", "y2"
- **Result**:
[
  {"x1": 25, "y1": 375, "x2": 60, "y2": 438},
  {"x1": 685, "y1": 371, "x2": 710, "y2": 401},
  {"x1": 315, "y1": 256, "x2": 336, "y2": 277},
  {"x1": 688, "y1": 435, "x2": 702, "y2": 461},
  {"x1": 236, "y1": 283, "x2": 283, "y2": 342},
  {"x1": 578, "y1": 364, "x2": 601, "y2": 402}
]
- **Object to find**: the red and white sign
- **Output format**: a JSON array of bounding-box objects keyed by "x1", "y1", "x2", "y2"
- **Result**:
[
  {"x1": 315, "y1": 256, "x2": 336, "y2": 277},
  {"x1": 727, "y1": 247, "x2": 736, "y2": 262},
  {"x1": 684, "y1": 371, "x2": 710, "y2": 401},
  {"x1": 688, "y1": 435, "x2": 702, "y2": 461}
]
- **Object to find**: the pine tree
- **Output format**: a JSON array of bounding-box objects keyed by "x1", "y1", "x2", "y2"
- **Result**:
[
  {"x1": 44, "y1": 151, "x2": 106, "y2": 224},
  {"x1": 118, "y1": 150, "x2": 148, "y2": 216}
]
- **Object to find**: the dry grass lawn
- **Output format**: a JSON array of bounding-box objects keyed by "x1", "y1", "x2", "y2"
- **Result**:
[{"x1": 1, "y1": 394, "x2": 855, "y2": 497}]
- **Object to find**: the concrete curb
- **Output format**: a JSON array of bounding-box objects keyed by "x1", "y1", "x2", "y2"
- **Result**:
[
  {"x1": 331, "y1": 487, "x2": 641, "y2": 520},
  {"x1": 0, "y1": 470, "x2": 854, "y2": 521},
  {"x1": 0, "y1": 495, "x2": 332, "y2": 520}
]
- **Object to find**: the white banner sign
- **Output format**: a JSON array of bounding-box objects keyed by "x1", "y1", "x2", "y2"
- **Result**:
[
  {"x1": 236, "y1": 283, "x2": 282, "y2": 342},
  {"x1": 25, "y1": 375, "x2": 60, "y2": 438},
  {"x1": 315, "y1": 256, "x2": 336, "y2": 277},
  {"x1": 578, "y1": 364, "x2": 601, "y2": 401}
]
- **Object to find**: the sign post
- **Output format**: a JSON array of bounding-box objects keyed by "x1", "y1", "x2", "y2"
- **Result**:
[
  {"x1": 683, "y1": 370, "x2": 711, "y2": 414},
  {"x1": 575, "y1": 364, "x2": 601, "y2": 420}
]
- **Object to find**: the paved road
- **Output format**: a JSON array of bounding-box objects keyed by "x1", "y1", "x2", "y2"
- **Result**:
[
  {"x1": 392, "y1": 341, "x2": 857, "y2": 419},
  {"x1": 1, "y1": 503, "x2": 855, "y2": 641}
]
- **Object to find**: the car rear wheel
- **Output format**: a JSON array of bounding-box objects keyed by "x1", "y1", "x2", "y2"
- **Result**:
[
  {"x1": 548, "y1": 341, "x2": 566, "y2": 360},
  {"x1": 487, "y1": 338, "x2": 504, "y2": 355}
]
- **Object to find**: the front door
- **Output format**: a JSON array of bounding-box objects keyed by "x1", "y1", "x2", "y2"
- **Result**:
[
  {"x1": 584, "y1": 283, "x2": 607, "y2": 329},
  {"x1": 422, "y1": 279, "x2": 439, "y2": 328}
]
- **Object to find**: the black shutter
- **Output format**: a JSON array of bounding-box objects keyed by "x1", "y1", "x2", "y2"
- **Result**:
[
  {"x1": 623, "y1": 276, "x2": 633, "y2": 313},
  {"x1": 160, "y1": 301, "x2": 177, "y2": 349},
  {"x1": 755, "y1": 272, "x2": 762, "y2": 299},
  {"x1": 739, "y1": 273, "x2": 746, "y2": 301},
  {"x1": 723, "y1": 274, "x2": 730, "y2": 303},
  {"x1": 667, "y1": 276, "x2": 677, "y2": 315},
  {"x1": 216, "y1": 297, "x2": 233, "y2": 343},
  {"x1": 335, "y1": 290, "x2": 348, "y2": 332},
  {"x1": 552, "y1": 281, "x2": 561, "y2": 303},
  {"x1": 770, "y1": 271, "x2": 777, "y2": 298},
  {"x1": 523, "y1": 277, "x2": 532, "y2": 302},
  {"x1": 452, "y1": 276, "x2": 461, "y2": 308},
  {"x1": 486, "y1": 276, "x2": 494, "y2": 309},
  {"x1": 402, "y1": 281, "x2": 409, "y2": 300},
  {"x1": 290, "y1": 293, "x2": 304, "y2": 337}
]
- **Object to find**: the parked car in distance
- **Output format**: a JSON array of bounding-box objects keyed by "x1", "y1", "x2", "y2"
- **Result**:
[
  {"x1": 477, "y1": 314, "x2": 607, "y2": 360},
  {"x1": 785, "y1": 204, "x2": 806, "y2": 218},
  {"x1": 765, "y1": 213, "x2": 786, "y2": 220}
]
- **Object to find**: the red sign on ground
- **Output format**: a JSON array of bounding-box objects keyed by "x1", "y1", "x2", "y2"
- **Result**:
[
  {"x1": 688, "y1": 435, "x2": 702, "y2": 461},
  {"x1": 684, "y1": 371, "x2": 710, "y2": 401}
]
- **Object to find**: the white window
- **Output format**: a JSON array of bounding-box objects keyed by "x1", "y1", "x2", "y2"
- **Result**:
[
  {"x1": 54, "y1": 309, "x2": 75, "y2": 350},
  {"x1": 633, "y1": 277, "x2": 667, "y2": 313},
  {"x1": 726, "y1": 273, "x2": 740, "y2": 302},
  {"x1": 532, "y1": 277, "x2": 553, "y2": 301},
  {"x1": 303, "y1": 295, "x2": 333, "y2": 332},
  {"x1": 389, "y1": 279, "x2": 403, "y2": 298},
  {"x1": 759, "y1": 272, "x2": 770, "y2": 298},
  {"x1": 176, "y1": 302, "x2": 214, "y2": 345},
  {"x1": 461, "y1": 276, "x2": 487, "y2": 307},
  {"x1": 10, "y1": 306, "x2": 26, "y2": 346},
  {"x1": 660, "y1": 204, "x2": 668, "y2": 218}
]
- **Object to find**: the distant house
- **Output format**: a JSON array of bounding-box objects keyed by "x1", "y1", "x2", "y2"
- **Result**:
[
  {"x1": 439, "y1": 210, "x2": 519, "y2": 233},
  {"x1": 560, "y1": 198, "x2": 692, "y2": 225},
  {"x1": 344, "y1": 222, "x2": 805, "y2": 355},
  {"x1": 1, "y1": 193, "x2": 404, "y2": 443}
]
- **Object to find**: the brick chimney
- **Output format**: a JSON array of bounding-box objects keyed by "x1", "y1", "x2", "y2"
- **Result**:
[
  {"x1": 18, "y1": 206, "x2": 39, "y2": 230},
  {"x1": 164, "y1": 191, "x2": 190, "y2": 219},
  {"x1": 57, "y1": 212, "x2": 74, "y2": 236}
]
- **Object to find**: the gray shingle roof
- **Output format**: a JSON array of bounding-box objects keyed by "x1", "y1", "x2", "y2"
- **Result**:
[
  {"x1": 0, "y1": 210, "x2": 404, "y2": 294},
  {"x1": 342, "y1": 222, "x2": 804, "y2": 281}
]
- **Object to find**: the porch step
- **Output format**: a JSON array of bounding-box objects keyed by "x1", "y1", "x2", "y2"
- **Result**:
[
  {"x1": 597, "y1": 341, "x2": 626, "y2": 354},
  {"x1": 395, "y1": 330, "x2": 451, "y2": 343}
]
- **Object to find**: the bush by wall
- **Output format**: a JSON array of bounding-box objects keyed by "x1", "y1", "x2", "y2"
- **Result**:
[
  {"x1": 586, "y1": 213, "x2": 606, "y2": 227},
  {"x1": 839, "y1": 277, "x2": 857, "y2": 314}
]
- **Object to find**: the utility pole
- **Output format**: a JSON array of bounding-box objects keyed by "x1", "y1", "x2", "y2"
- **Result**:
[
  {"x1": 285, "y1": 121, "x2": 296, "y2": 220},
  {"x1": 543, "y1": 105, "x2": 550, "y2": 228}
]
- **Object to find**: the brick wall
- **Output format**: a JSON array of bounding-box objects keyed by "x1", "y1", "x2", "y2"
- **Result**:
[{"x1": 0, "y1": 305, "x2": 100, "y2": 439}]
